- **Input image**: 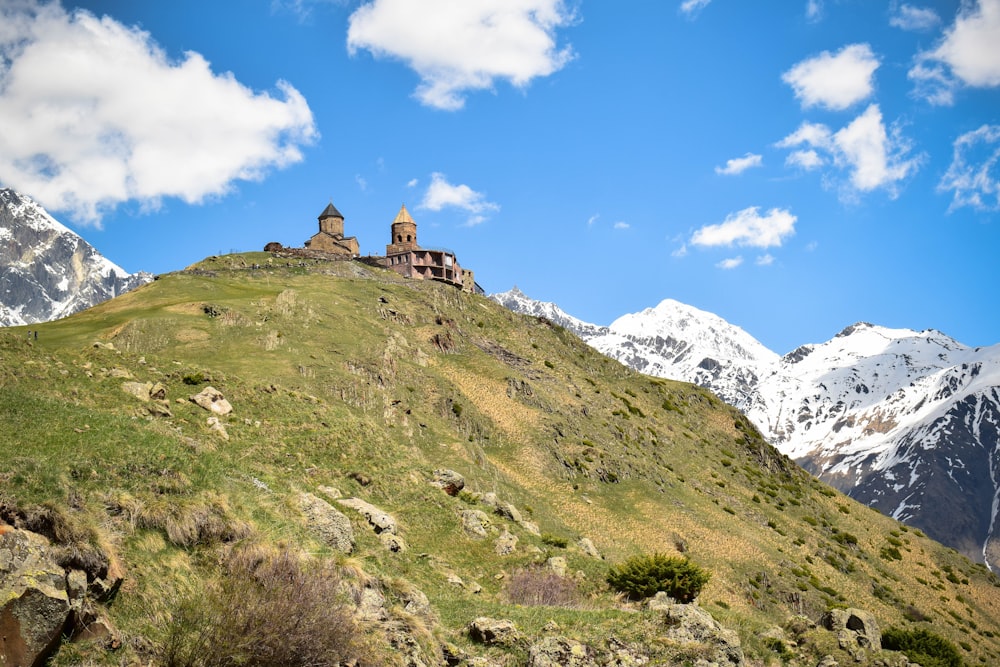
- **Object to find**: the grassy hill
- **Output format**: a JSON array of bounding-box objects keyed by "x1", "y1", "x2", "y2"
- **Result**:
[{"x1": 2, "y1": 252, "x2": 998, "y2": 666}]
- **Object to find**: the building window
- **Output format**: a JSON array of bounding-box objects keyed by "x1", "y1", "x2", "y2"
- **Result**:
[{"x1": 406, "y1": 234, "x2": 411, "y2": 242}]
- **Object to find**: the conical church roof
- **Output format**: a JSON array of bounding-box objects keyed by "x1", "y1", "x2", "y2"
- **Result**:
[
  {"x1": 319, "y1": 202, "x2": 343, "y2": 219},
  {"x1": 393, "y1": 204, "x2": 414, "y2": 224}
]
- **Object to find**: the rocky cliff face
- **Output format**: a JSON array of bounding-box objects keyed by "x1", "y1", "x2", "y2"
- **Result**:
[
  {"x1": 0, "y1": 188, "x2": 152, "y2": 326},
  {"x1": 491, "y1": 288, "x2": 1000, "y2": 568}
]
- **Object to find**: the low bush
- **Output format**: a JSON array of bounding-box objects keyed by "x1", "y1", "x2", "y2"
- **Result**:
[
  {"x1": 504, "y1": 566, "x2": 579, "y2": 607},
  {"x1": 881, "y1": 627, "x2": 963, "y2": 667},
  {"x1": 162, "y1": 546, "x2": 373, "y2": 667},
  {"x1": 606, "y1": 553, "x2": 710, "y2": 603}
]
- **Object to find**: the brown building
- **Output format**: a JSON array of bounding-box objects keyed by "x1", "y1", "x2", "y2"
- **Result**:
[
  {"x1": 304, "y1": 202, "x2": 359, "y2": 256},
  {"x1": 384, "y1": 204, "x2": 477, "y2": 292}
]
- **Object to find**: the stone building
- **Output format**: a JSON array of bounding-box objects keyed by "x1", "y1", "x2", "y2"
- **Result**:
[
  {"x1": 384, "y1": 205, "x2": 478, "y2": 293},
  {"x1": 304, "y1": 202, "x2": 359, "y2": 256}
]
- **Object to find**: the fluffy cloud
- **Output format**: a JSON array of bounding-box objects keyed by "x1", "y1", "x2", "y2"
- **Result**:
[
  {"x1": 782, "y1": 43, "x2": 880, "y2": 110},
  {"x1": 419, "y1": 172, "x2": 500, "y2": 226},
  {"x1": 715, "y1": 153, "x2": 763, "y2": 176},
  {"x1": 0, "y1": 1, "x2": 316, "y2": 226},
  {"x1": 614, "y1": 221, "x2": 630, "y2": 230},
  {"x1": 691, "y1": 206, "x2": 797, "y2": 249},
  {"x1": 806, "y1": 0, "x2": 823, "y2": 22},
  {"x1": 347, "y1": 0, "x2": 575, "y2": 110},
  {"x1": 777, "y1": 105, "x2": 920, "y2": 196},
  {"x1": 938, "y1": 124, "x2": 1000, "y2": 211},
  {"x1": 909, "y1": 0, "x2": 1000, "y2": 105},
  {"x1": 717, "y1": 257, "x2": 744, "y2": 270},
  {"x1": 680, "y1": 0, "x2": 711, "y2": 17},
  {"x1": 889, "y1": 3, "x2": 940, "y2": 31}
]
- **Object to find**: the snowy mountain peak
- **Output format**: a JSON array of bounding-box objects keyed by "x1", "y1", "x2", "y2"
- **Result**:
[
  {"x1": 0, "y1": 187, "x2": 153, "y2": 326},
  {"x1": 492, "y1": 286, "x2": 1000, "y2": 568}
]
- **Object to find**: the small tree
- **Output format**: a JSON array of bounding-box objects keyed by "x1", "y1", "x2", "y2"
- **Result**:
[
  {"x1": 881, "y1": 627, "x2": 963, "y2": 667},
  {"x1": 607, "y1": 553, "x2": 710, "y2": 603}
]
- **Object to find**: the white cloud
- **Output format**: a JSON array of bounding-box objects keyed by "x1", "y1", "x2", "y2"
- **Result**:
[
  {"x1": 672, "y1": 243, "x2": 688, "y2": 258},
  {"x1": 777, "y1": 105, "x2": 920, "y2": 197},
  {"x1": 406, "y1": 178, "x2": 418, "y2": 188},
  {"x1": 889, "y1": 3, "x2": 940, "y2": 31},
  {"x1": 0, "y1": 1, "x2": 316, "y2": 226},
  {"x1": 419, "y1": 172, "x2": 499, "y2": 225},
  {"x1": 910, "y1": 0, "x2": 1000, "y2": 105},
  {"x1": 347, "y1": 0, "x2": 575, "y2": 110},
  {"x1": 717, "y1": 257, "x2": 744, "y2": 270},
  {"x1": 355, "y1": 174, "x2": 368, "y2": 191},
  {"x1": 806, "y1": 0, "x2": 823, "y2": 22},
  {"x1": 938, "y1": 124, "x2": 1000, "y2": 211},
  {"x1": 614, "y1": 221, "x2": 630, "y2": 230},
  {"x1": 680, "y1": 0, "x2": 711, "y2": 17},
  {"x1": 786, "y1": 149, "x2": 825, "y2": 170},
  {"x1": 715, "y1": 152, "x2": 763, "y2": 176},
  {"x1": 782, "y1": 43, "x2": 880, "y2": 110},
  {"x1": 586, "y1": 213, "x2": 599, "y2": 226},
  {"x1": 756, "y1": 253, "x2": 775, "y2": 266},
  {"x1": 691, "y1": 206, "x2": 797, "y2": 249}
]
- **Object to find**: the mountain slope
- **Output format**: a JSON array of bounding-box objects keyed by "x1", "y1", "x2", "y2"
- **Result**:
[
  {"x1": 0, "y1": 188, "x2": 152, "y2": 326},
  {"x1": 4, "y1": 256, "x2": 999, "y2": 666},
  {"x1": 491, "y1": 288, "x2": 1000, "y2": 568}
]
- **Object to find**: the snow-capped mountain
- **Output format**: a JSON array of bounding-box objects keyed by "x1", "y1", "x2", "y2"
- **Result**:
[
  {"x1": 491, "y1": 288, "x2": 1000, "y2": 568},
  {"x1": 0, "y1": 188, "x2": 152, "y2": 326}
]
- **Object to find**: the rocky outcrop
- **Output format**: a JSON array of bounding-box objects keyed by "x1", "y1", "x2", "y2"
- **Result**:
[
  {"x1": 468, "y1": 617, "x2": 521, "y2": 647},
  {"x1": 0, "y1": 528, "x2": 118, "y2": 667},
  {"x1": 299, "y1": 493, "x2": 354, "y2": 553},
  {"x1": 820, "y1": 608, "x2": 881, "y2": 652},
  {"x1": 527, "y1": 636, "x2": 596, "y2": 666},
  {"x1": 430, "y1": 469, "x2": 465, "y2": 496},
  {"x1": 652, "y1": 597, "x2": 745, "y2": 666},
  {"x1": 337, "y1": 498, "x2": 406, "y2": 552}
]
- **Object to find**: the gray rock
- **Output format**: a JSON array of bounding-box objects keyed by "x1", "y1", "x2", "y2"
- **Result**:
[
  {"x1": 495, "y1": 529, "x2": 518, "y2": 555},
  {"x1": 337, "y1": 498, "x2": 398, "y2": 535},
  {"x1": 430, "y1": 469, "x2": 465, "y2": 496},
  {"x1": 660, "y1": 603, "x2": 745, "y2": 666},
  {"x1": 0, "y1": 530, "x2": 74, "y2": 667},
  {"x1": 546, "y1": 556, "x2": 568, "y2": 577},
  {"x1": 299, "y1": 492, "x2": 354, "y2": 553},
  {"x1": 460, "y1": 509, "x2": 492, "y2": 538},
  {"x1": 468, "y1": 617, "x2": 521, "y2": 647},
  {"x1": 820, "y1": 608, "x2": 881, "y2": 651},
  {"x1": 527, "y1": 636, "x2": 597, "y2": 666},
  {"x1": 189, "y1": 386, "x2": 233, "y2": 415},
  {"x1": 577, "y1": 537, "x2": 601, "y2": 559}
]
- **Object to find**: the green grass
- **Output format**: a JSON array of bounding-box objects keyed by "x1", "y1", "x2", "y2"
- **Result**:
[{"x1": 3, "y1": 254, "x2": 1000, "y2": 666}]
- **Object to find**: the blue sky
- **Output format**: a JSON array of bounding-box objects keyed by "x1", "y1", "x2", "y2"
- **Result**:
[{"x1": 1, "y1": 0, "x2": 998, "y2": 353}]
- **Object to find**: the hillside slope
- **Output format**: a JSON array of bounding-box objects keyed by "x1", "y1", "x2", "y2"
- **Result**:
[{"x1": 2, "y1": 255, "x2": 999, "y2": 666}]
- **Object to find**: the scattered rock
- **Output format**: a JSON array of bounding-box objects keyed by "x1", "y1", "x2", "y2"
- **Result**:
[
  {"x1": 0, "y1": 530, "x2": 74, "y2": 667},
  {"x1": 337, "y1": 498, "x2": 398, "y2": 535},
  {"x1": 108, "y1": 367, "x2": 133, "y2": 379},
  {"x1": 189, "y1": 386, "x2": 233, "y2": 415},
  {"x1": 92, "y1": 342, "x2": 115, "y2": 350},
  {"x1": 206, "y1": 416, "x2": 229, "y2": 440},
  {"x1": 121, "y1": 381, "x2": 151, "y2": 401},
  {"x1": 299, "y1": 492, "x2": 354, "y2": 553},
  {"x1": 546, "y1": 556, "x2": 568, "y2": 577},
  {"x1": 659, "y1": 602, "x2": 745, "y2": 666},
  {"x1": 468, "y1": 617, "x2": 521, "y2": 647},
  {"x1": 527, "y1": 636, "x2": 597, "y2": 667},
  {"x1": 820, "y1": 608, "x2": 881, "y2": 651},
  {"x1": 431, "y1": 469, "x2": 465, "y2": 496},
  {"x1": 460, "y1": 510, "x2": 492, "y2": 539},
  {"x1": 380, "y1": 533, "x2": 407, "y2": 553},
  {"x1": 495, "y1": 529, "x2": 518, "y2": 555},
  {"x1": 577, "y1": 537, "x2": 601, "y2": 559}
]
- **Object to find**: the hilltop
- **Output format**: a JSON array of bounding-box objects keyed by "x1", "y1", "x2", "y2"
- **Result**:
[{"x1": 2, "y1": 253, "x2": 999, "y2": 666}]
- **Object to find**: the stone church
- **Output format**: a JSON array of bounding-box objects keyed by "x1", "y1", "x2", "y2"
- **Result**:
[{"x1": 304, "y1": 202, "x2": 359, "y2": 256}]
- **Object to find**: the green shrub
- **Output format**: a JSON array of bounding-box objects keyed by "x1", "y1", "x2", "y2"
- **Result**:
[
  {"x1": 541, "y1": 533, "x2": 569, "y2": 548},
  {"x1": 881, "y1": 627, "x2": 963, "y2": 667},
  {"x1": 606, "y1": 553, "x2": 710, "y2": 603}
]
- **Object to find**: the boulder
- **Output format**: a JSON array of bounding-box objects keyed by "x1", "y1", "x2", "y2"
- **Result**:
[
  {"x1": 0, "y1": 530, "x2": 73, "y2": 667},
  {"x1": 430, "y1": 469, "x2": 465, "y2": 496},
  {"x1": 121, "y1": 381, "x2": 152, "y2": 401},
  {"x1": 460, "y1": 510, "x2": 492, "y2": 539},
  {"x1": 820, "y1": 608, "x2": 881, "y2": 651},
  {"x1": 527, "y1": 636, "x2": 597, "y2": 666},
  {"x1": 299, "y1": 493, "x2": 354, "y2": 553},
  {"x1": 495, "y1": 529, "x2": 518, "y2": 555},
  {"x1": 468, "y1": 617, "x2": 521, "y2": 647},
  {"x1": 189, "y1": 386, "x2": 233, "y2": 415},
  {"x1": 577, "y1": 537, "x2": 601, "y2": 559},
  {"x1": 660, "y1": 603, "x2": 745, "y2": 666},
  {"x1": 337, "y1": 498, "x2": 397, "y2": 535},
  {"x1": 546, "y1": 556, "x2": 568, "y2": 577}
]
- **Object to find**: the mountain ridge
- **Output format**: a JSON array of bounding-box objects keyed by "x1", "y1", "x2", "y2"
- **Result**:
[
  {"x1": 0, "y1": 187, "x2": 152, "y2": 326},
  {"x1": 491, "y1": 287, "x2": 1000, "y2": 568}
]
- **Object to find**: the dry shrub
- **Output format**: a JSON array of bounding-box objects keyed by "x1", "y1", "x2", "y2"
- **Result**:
[
  {"x1": 504, "y1": 566, "x2": 579, "y2": 607},
  {"x1": 163, "y1": 545, "x2": 376, "y2": 667}
]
